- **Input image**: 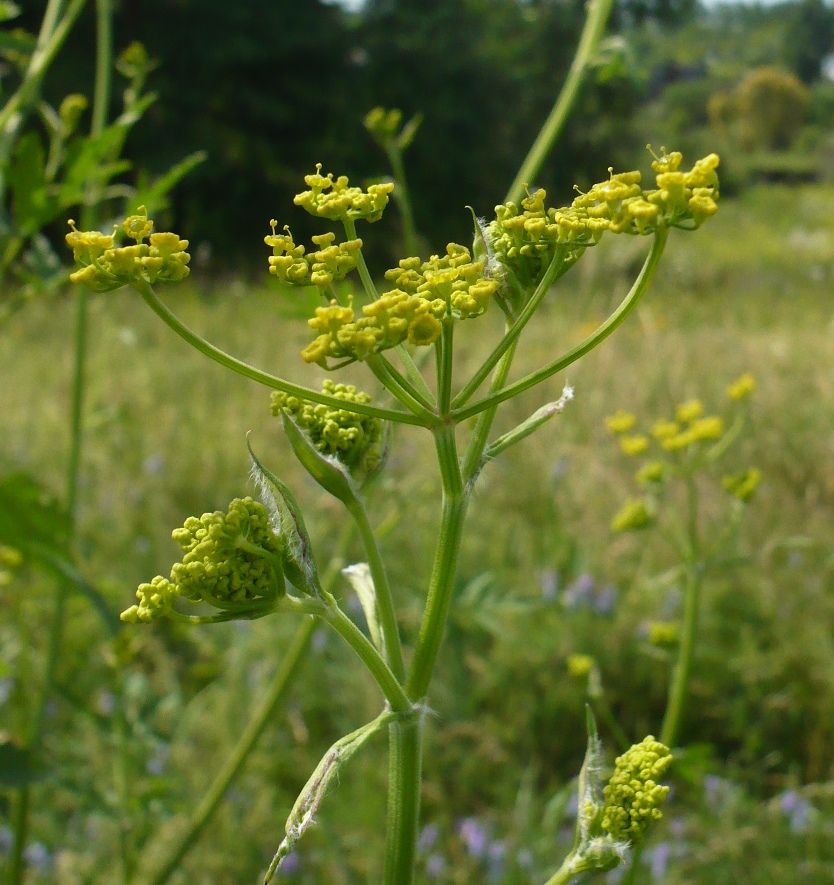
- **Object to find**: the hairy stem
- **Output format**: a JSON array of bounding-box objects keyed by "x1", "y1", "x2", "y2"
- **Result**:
[
  {"x1": 660, "y1": 473, "x2": 702, "y2": 747},
  {"x1": 347, "y1": 500, "x2": 405, "y2": 681}
]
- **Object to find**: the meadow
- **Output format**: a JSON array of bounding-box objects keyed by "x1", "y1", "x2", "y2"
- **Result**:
[{"x1": 2, "y1": 181, "x2": 833, "y2": 882}]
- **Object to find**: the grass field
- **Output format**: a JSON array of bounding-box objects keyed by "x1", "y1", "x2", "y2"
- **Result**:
[{"x1": 2, "y1": 183, "x2": 833, "y2": 882}]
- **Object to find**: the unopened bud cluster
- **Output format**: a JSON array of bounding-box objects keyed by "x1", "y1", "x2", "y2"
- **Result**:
[
  {"x1": 122, "y1": 497, "x2": 283, "y2": 623},
  {"x1": 271, "y1": 381, "x2": 384, "y2": 476},
  {"x1": 66, "y1": 207, "x2": 190, "y2": 292},
  {"x1": 601, "y1": 736, "x2": 672, "y2": 843},
  {"x1": 489, "y1": 150, "x2": 720, "y2": 290},
  {"x1": 302, "y1": 244, "x2": 498, "y2": 367}
]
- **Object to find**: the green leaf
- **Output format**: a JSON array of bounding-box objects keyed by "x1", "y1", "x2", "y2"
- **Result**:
[
  {"x1": 281, "y1": 413, "x2": 358, "y2": 506},
  {"x1": 130, "y1": 150, "x2": 206, "y2": 217},
  {"x1": 247, "y1": 436, "x2": 321, "y2": 596}
]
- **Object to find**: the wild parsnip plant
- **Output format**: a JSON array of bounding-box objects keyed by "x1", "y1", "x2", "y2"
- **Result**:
[{"x1": 67, "y1": 145, "x2": 720, "y2": 881}]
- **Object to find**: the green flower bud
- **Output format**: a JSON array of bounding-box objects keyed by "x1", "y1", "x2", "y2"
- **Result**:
[
  {"x1": 567, "y1": 653, "x2": 595, "y2": 679},
  {"x1": 271, "y1": 381, "x2": 385, "y2": 481},
  {"x1": 59, "y1": 93, "x2": 88, "y2": 134},
  {"x1": 122, "y1": 498, "x2": 284, "y2": 624},
  {"x1": 723, "y1": 467, "x2": 761, "y2": 502},
  {"x1": 611, "y1": 498, "x2": 653, "y2": 532},
  {"x1": 636, "y1": 461, "x2": 665, "y2": 485},
  {"x1": 647, "y1": 620, "x2": 679, "y2": 648},
  {"x1": 601, "y1": 736, "x2": 672, "y2": 843}
]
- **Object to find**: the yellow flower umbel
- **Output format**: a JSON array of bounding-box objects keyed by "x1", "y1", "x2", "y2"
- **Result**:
[
  {"x1": 66, "y1": 206, "x2": 190, "y2": 292},
  {"x1": 264, "y1": 223, "x2": 363, "y2": 288},
  {"x1": 271, "y1": 381, "x2": 385, "y2": 479},
  {"x1": 489, "y1": 149, "x2": 720, "y2": 292},
  {"x1": 601, "y1": 736, "x2": 672, "y2": 843},
  {"x1": 122, "y1": 497, "x2": 284, "y2": 624},
  {"x1": 727, "y1": 372, "x2": 756, "y2": 401},
  {"x1": 294, "y1": 164, "x2": 394, "y2": 224},
  {"x1": 300, "y1": 244, "x2": 498, "y2": 368}
]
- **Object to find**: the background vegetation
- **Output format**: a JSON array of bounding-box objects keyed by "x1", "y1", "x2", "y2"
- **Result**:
[{"x1": 2, "y1": 0, "x2": 833, "y2": 882}]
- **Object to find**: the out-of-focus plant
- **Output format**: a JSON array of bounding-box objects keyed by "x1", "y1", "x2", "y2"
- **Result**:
[
  {"x1": 708, "y1": 67, "x2": 810, "y2": 152},
  {"x1": 605, "y1": 372, "x2": 758, "y2": 749},
  {"x1": 1, "y1": 3, "x2": 201, "y2": 882}
]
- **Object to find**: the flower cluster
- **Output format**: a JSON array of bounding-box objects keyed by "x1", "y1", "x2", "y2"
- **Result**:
[
  {"x1": 271, "y1": 381, "x2": 384, "y2": 477},
  {"x1": 364, "y1": 106, "x2": 422, "y2": 152},
  {"x1": 301, "y1": 244, "x2": 498, "y2": 367},
  {"x1": 121, "y1": 497, "x2": 283, "y2": 623},
  {"x1": 601, "y1": 736, "x2": 672, "y2": 843},
  {"x1": 294, "y1": 165, "x2": 394, "y2": 224},
  {"x1": 606, "y1": 374, "x2": 758, "y2": 531},
  {"x1": 66, "y1": 207, "x2": 190, "y2": 292},
  {"x1": 489, "y1": 150, "x2": 720, "y2": 289},
  {"x1": 264, "y1": 223, "x2": 362, "y2": 287}
]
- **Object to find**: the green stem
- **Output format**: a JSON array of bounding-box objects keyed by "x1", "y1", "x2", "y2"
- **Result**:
[
  {"x1": 343, "y1": 218, "x2": 378, "y2": 303},
  {"x1": 347, "y1": 499, "x2": 405, "y2": 681},
  {"x1": 133, "y1": 280, "x2": 425, "y2": 426},
  {"x1": 503, "y1": 0, "x2": 614, "y2": 205},
  {"x1": 383, "y1": 716, "x2": 423, "y2": 885},
  {"x1": 378, "y1": 427, "x2": 467, "y2": 885},
  {"x1": 454, "y1": 229, "x2": 668, "y2": 422},
  {"x1": 321, "y1": 602, "x2": 412, "y2": 714},
  {"x1": 452, "y1": 249, "x2": 569, "y2": 410},
  {"x1": 462, "y1": 339, "x2": 518, "y2": 482},
  {"x1": 543, "y1": 857, "x2": 577, "y2": 885},
  {"x1": 367, "y1": 354, "x2": 436, "y2": 422},
  {"x1": 152, "y1": 619, "x2": 316, "y2": 885},
  {"x1": 407, "y1": 427, "x2": 466, "y2": 700},
  {"x1": 437, "y1": 320, "x2": 455, "y2": 415},
  {"x1": 386, "y1": 145, "x2": 419, "y2": 257},
  {"x1": 0, "y1": 0, "x2": 88, "y2": 137},
  {"x1": 660, "y1": 475, "x2": 702, "y2": 748}
]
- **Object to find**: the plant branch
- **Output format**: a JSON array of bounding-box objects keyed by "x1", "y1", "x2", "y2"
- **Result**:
[
  {"x1": 134, "y1": 280, "x2": 426, "y2": 425},
  {"x1": 504, "y1": 0, "x2": 615, "y2": 204},
  {"x1": 454, "y1": 229, "x2": 668, "y2": 422}
]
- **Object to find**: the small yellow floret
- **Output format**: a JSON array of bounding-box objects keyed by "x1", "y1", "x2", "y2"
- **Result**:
[
  {"x1": 620, "y1": 435, "x2": 650, "y2": 456},
  {"x1": 727, "y1": 373, "x2": 756, "y2": 401},
  {"x1": 605, "y1": 410, "x2": 637, "y2": 434},
  {"x1": 675, "y1": 399, "x2": 704, "y2": 423}
]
